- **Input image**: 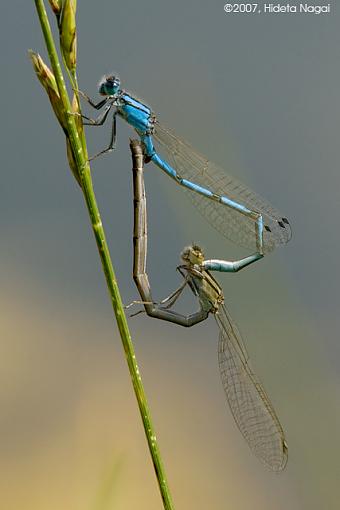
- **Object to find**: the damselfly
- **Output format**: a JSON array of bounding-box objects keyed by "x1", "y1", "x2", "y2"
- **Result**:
[
  {"x1": 128, "y1": 140, "x2": 288, "y2": 471},
  {"x1": 77, "y1": 76, "x2": 292, "y2": 254}
]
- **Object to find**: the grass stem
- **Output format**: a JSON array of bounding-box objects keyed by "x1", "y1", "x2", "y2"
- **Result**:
[{"x1": 32, "y1": 2, "x2": 174, "y2": 507}]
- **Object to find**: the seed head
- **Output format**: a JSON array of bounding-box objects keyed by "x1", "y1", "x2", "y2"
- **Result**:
[
  {"x1": 29, "y1": 50, "x2": 67, "y2": 131},
  {"x1": 30, "y1": 50, "x2": 81, "y2": 186},
  {"x1": 48, "y1": 0, "x2": 62, "y2": 17},
  {"x1": 60, "y1": 0, "x2": 77, "y2": 73}
]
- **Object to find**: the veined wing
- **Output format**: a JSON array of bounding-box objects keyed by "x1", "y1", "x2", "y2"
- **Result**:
[
  {"x1": 215, "y1": 304, "x2": 288, "y2": 471},
  {"x1": 153, "y1": 122, "x2": 291, "y2": 254}
]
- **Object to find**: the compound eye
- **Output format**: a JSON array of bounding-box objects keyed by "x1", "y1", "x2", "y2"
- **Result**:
[
  {"x1": 180, "y1": 247, "x2": 191, "y2": 262},
  {"x1": 192, "y1": 244, "x2": 203, "y2": 258},
  {"x1": 107, "y1": 75, "x2": 120, "y2": 87},
  {"x1": 98, "y1": 74, "x2": 120, "y2": 95}
]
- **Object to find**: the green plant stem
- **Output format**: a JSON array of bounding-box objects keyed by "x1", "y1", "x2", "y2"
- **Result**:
[{"x1": 33, "y1": 2, "x2": 174, "y2": 508}]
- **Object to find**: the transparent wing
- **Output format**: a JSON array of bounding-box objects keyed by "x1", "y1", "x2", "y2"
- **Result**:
[
  {"x1": 153, "y1": 122, "x2": 291, "y2": 253},
  {"x1": 215, "y1": 304, "x2": 288, "y2": 471}
]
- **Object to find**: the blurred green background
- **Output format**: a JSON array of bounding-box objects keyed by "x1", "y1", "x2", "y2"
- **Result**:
[{"x1": 2, "y1": 1, "x2": 340, "y2": 509}]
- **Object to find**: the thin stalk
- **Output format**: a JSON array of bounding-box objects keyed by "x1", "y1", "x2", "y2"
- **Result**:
[{"x1": 33, "y1": 2, "x2": 174, "y2": 508}]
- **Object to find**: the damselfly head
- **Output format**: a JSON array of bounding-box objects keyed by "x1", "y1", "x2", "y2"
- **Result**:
[
  {"x1": 98, "y1": 75, "x2": 120, "y2": 96},
  {"x1": 181, "y1": 244, "x2": 204, "y2": 266}
]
